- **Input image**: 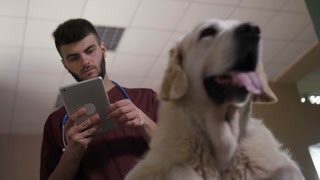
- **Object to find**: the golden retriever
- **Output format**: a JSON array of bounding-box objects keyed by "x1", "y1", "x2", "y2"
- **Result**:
[{"x1": 125, "y1": 19, "x2": 305, "y2": 180}]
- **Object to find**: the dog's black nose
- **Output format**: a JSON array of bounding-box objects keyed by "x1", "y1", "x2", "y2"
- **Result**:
[
  {"x1": 233, "y1": 23, "x2": 260, "y2": 72},
  {"x1": 235, "y1": 23, "x2": 260, "y2": 37}
]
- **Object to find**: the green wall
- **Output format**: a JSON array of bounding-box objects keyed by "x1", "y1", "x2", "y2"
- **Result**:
[{"x1": 305, "y1": 0, "x2": 320, "y2": 40}]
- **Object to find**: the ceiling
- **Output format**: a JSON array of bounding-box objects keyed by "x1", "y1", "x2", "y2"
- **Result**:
[{"x1": 0, "y1": 0, "x2": 318, "y2": 134}]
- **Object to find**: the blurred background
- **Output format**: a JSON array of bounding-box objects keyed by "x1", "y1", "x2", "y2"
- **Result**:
[{"x1": 0, "y1": 0, "x2": 319, "y2": 179}]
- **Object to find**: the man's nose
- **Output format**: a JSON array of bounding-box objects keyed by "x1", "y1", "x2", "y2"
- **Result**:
[{"x1": 80, "y1": 54, "x2": 90, "y2": 65}]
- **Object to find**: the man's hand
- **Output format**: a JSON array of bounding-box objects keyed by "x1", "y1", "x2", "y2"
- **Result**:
[
  {"x1": 63, "y1": 108, "x2": 103, "y2": 154},
  {"x1": 107, "y1": 99, "x2": 157, "y2": 143},
  {"x1": 107, "y1": 99, "x2": 145, "y2": 127}
]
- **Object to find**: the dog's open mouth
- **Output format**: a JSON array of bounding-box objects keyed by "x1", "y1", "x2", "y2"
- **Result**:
[
  {"x1": 203, "y1": 54, "x2": 262, "y2": 105},
  {"x1": 204, "y1": 71, "x2": 262, "y2": 104}
]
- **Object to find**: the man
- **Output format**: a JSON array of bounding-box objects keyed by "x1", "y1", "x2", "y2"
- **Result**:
[{"x1": 40, "y1": 18, "x2": 159, "y2": 180}]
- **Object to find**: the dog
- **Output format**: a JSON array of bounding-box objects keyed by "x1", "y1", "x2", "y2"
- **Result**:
[{"x1": 125, "y1": 19, "x2": 305, "y2": 180}]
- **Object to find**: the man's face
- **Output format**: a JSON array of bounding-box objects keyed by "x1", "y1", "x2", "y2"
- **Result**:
[{"x1": 60, "y1": 33, "x2": 107, "y2": 82}]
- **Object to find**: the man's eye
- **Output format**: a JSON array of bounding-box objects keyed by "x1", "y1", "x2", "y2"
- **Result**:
[
  {"x1": 199, "y1": 27, "x2": 218, "y2": 39},
  {"x1": 68, "y1": 56, "x2": 79, "y2": 62},
  {"x1": 86, "y1": 49, "x2": 94, "y2": 54}
]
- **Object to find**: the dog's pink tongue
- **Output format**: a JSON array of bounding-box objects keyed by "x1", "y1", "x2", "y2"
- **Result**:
[{"x1": 230, "y1": 71, "x2": 262, "y2": 95}]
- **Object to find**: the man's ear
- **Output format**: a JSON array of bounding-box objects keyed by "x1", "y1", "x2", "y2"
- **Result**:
[
  {"x1": 159, "y1": 44, "x2": 188, "y2": 101},
  {"x1": 101, "y1": 42, "x2": 107, "y2": 58},
  {"x1": 61, "y1": 59, "x2": 67, "y2": 69}
]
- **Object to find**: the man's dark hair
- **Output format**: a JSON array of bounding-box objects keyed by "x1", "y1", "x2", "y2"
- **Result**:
[{"x1": 53, "y1": 18, "x2": 101, "y2": 57}]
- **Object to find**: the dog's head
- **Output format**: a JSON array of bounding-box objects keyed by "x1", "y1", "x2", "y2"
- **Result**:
[
  {"x1": 160, "y1": 19, "x2": 277, "y2": 106},
  {"x1": 159, "y1": 19, "x2": 278, "y2": 171}
]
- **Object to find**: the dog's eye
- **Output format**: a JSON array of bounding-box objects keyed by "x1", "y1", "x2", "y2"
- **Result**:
[{"x1": 199, "y1": 27, "x2": 217, "y2": 39}]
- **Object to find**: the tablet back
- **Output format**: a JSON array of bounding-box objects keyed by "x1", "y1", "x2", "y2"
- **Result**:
[{"x1": 59, "y1": 77, "x2": 116, "y2": 135}]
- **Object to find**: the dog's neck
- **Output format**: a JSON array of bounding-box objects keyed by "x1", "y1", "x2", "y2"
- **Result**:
[
  {"x1": 180, "y1": 97, "x2": 253, "y2": 173},
  {"x1": 156, "y1": 95, "x2": 253, "y2": 176}
]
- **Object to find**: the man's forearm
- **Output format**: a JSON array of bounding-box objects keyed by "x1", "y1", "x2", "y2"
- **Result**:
[{"x1": 48, "y1": 148, "x2": 84, "y2": 180}]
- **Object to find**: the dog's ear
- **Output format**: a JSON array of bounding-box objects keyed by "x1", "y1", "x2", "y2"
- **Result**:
[
  {"x1": 159, "y1": 44, "x2": 188, "y2": 101},
  {"x1": 253, "y1": 63, "x2": 278, "y2": 104}
]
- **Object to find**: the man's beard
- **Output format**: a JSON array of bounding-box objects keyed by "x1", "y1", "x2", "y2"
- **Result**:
[{"x1": 68, "y1": 55, "x2": 106, "y2": 82}]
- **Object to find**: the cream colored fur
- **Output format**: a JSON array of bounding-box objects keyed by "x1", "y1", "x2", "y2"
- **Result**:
[{"x1": 125, "y1": 19, "x2": 304, "y2": 180}]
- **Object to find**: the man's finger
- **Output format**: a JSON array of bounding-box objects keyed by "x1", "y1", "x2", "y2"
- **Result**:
[
  {"x1": 108, "y1": 99, "x2": 131, "y2": 112},
  {"x1": 75, "y1": 114, "x2": 100, "y2": 133},
  {"x1": 118, "y1": 111, "x2": 137, "y2": 123},
  {"x1": 74, "y1": 122, "x2": 104, "y2": 141},
  {"x1": 107, "y1": 105, "x2": 134, "y2": 119},
  {"x1": 64, "y1": 107, "x2": 86, "y2": 129}
]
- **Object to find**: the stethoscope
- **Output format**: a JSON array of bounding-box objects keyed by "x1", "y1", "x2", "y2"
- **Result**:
[{"x1": 61, "y1": 80, "x2": 130, "y2": 151}]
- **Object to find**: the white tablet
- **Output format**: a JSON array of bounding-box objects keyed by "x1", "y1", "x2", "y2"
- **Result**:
[{"x1": 59, "y1": 77, "x2": 116, "y2": 135}]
